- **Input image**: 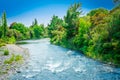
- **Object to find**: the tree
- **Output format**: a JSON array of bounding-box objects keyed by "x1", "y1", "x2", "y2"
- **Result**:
[
  {"x1": 64, "y1": 3, "x2": 82, "y2": 39},
  {"x1": 48, "y1": 3, "x2": 120, "y2": 66},
  {"x1": 0, "y1": 20, "x2": 2, "y2": 38},
  {"x1": 30, "y1": 19, "x2": 45, "y2": 39},
  {"x1": 32, "y1": 25, "x2": 44, "y2": 38},
  {"x1": 10, "y1": 22, "x2": 29, "y2": 39},
  {"x1": 73, "y1": 16, "x2": 91, "y2": 51},
  {"x1": 110, "y1": 4, "x2": 120, "y2": 14},
  {"x1": 113, "y1": 0, "x2": 120, "y2": 4},
  {"x1": 88, "y1": 8, "x2": 109, "y2": 27},
  {"x1": 48, "y1": 15, "x2": 64, "y2": 38},
  {"x1": 2, "y1": 12, "x2": 7, "y2": 37},
  {"x1": 34, "y1": 18, "x2": 38, "y2": 25},
  {"x1": 0, "y1": 27, "x2": 2, "y2": 38},
  {"x1": 31, "y1": 18, "x2": 38, "y2": 27}
]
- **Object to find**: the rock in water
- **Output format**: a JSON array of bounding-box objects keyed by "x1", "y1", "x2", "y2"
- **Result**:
[{"x1": 16, "y1": 70, "x2": 21, "y2": 73}]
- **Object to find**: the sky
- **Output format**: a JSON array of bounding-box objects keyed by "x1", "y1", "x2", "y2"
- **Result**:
[{"x1": 0, "y1": 0, "x2": 115, "y2": 26}]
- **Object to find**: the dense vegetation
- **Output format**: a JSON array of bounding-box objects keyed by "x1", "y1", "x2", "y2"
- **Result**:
[
  {"x1": 48, "y1": 3, "x2": 120, "y2": 66},
  {"x1": 0, "y1": 13, "x2": 46, "y2": 46},
  {"x1": 0, "y1": 1, "x2": 120, "y2": 66}
]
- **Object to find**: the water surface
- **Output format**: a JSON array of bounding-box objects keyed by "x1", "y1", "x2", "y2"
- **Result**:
[{"x1": 10, "y1": 38, "x2": 120, "y2": 80}]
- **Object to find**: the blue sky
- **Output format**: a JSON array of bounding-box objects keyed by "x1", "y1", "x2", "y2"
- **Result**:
[{"x1": 0, "y1": 0, "x2": 115, "y2": 26}]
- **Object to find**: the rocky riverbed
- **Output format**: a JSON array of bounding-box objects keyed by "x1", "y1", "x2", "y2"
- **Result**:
[
  {"x1": 0, "y1": 44, "x2": 29, "y2": 80},
  {"x1": 10, "y1": 39, "x2": 120, "y2": 80}
]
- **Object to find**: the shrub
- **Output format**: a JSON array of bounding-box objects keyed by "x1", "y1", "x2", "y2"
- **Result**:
[
  {"x1": 8, "y1": 36, "x2": 16, "y2": 44},
  {"x1": 4, "y1": 50, "x2": 9, "y2": 56},
  {"x1": 0, "y1": 43, "x2": 6, "y2": 47},
  {"x1": 4, "y1": 54, "x2": 15, "y2": 64},
  {"x1": 4, "y1": 54, "x2": 23, "y2": 64},
  {"x1": 0, "y1": 39, "x2": 6, "y2": 47},
  {"x1": 15, "y1": 55, "x2": 23, "y2": 61}
]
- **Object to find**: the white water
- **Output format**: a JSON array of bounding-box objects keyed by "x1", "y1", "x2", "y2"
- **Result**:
[{"x1": 10, "y1": 38, "x2": 120, "y2": 80}]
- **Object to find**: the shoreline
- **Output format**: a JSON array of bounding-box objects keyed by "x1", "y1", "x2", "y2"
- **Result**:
[
  {"x1": 52, "y1": 43, "x2": 120, "y2": 67},
  {"x1": 0, "y1": 44, "x2": 29, "y2": 80}
]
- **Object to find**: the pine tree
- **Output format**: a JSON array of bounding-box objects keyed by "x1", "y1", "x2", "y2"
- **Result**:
[
  {"x1": 34, "y1": 18, "x2": 38, "y2": 25},
  {"x1": 2, "y1": 11, "x2": 7, "y2": 37}
]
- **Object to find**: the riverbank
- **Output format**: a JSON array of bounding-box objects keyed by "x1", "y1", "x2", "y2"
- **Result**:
[
  {"x1": 51, "y1": 41, "x2": 120, "y2": 67},
  {"x1": 0, "y1": 44, "x2": 29, "y2": 80}
]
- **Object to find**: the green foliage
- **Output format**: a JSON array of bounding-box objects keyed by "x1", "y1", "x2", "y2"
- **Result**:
[
  {"x1": 0, "y1": 27, "x2": 2, "y2": 38},
  {"x1": 64, "y1": 3, "x2": 82, "y2": 39},
  {"x1": 48, "y1": 3, "x2": 120, "y2": 66},
  {"x1": 4, "y1": 54, "x2": 15, "y2": 64},
  {"x1": 48, "y1": 15, "x2": 64, "y2": 38},
  {"x1": 1, "y1": 36, "x2": 16, "y2": 44},
  {"x1": 32, "y1": 25, "x2": 44, "y2": 38},
  {"x1": 0, "y1": 39, "x2": 5, "y2": 47},
  {"x1": 8, "y1": 36, "x2": 16, "y2": 44},
  {"x1": 0, "y1": 12, "x2": 46, "y2": 46},
  {"x1": 72, "y1": 16, "x2": 91, "y2": 51},
  {"x1": 0, "y1": 3, "x2": 119, "y2": 66},
  {"x1": 29, "y1": 19, "x2": 45, "y2": 39},
  {"x1": 12, "y1": 29, "x2": 23, "y2": 40},
  {"x1": 1, "y1": 12, "x2": 8, "y2": 37},
  {"x1": 4, "y1": 49, "x2": 9, "y2": 55},
  {"x1": 6, "y1": 28, "x2": 23, "y2": 41},
  {"x1": 4, "y1": 54, "x2": 23, "y2": 64},
  {"x1": 88, "y1": 8, "x2": 109, "y2": 27},
  {"x1": 30, "y1": 23, "x2": 45, "y2": 39},
  {"x1": 9, "y1": 22, "x2": 30, "y2": 40},
  {"x1": 15, "y1": 55, "x2": 23, "y2": 61},
  {"x1": 47, "y1": 15, "x2": 67, "y2": 45},
  {"x1": 33, "y1": 18, "x2": 38, "y2": 26},
  {"x1": 110, "y1": 4, "x2": 120, "y2": 13}
]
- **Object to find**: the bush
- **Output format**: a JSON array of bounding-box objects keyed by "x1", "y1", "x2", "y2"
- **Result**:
[
  {"x1": 0, "y1": 39, "x2": 6, "y2": 47},
  {"x1": 4, "y1": 50, "x2": 9, "y2": 56},
  {"x1": 8, "y1": 36, "x2": 16, "y2": 44},
  {"x1": 0, "y1": 43, "x2": 6, "y2": 47},
  {"x1": 4, "y1": 54, "x2": 15, "y2": 64},
  {"x1": 15, "y1": 55, "x2": 23, "y2": 61},
  {"x1": 4, "y1": 54, "x2": 23, "y2": 64}
]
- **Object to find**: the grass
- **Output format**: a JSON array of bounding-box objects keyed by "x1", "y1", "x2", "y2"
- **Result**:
[
  {"x1": 0, "y1": 39, "x2": 6, "y2": 47},
  {"x1": 15, "y1": 55, "x2": 23, "y2": 61},
  {"x1": 4, "y1": 54, "x2": 23, "y2": 64},
  {"x1": 0, "y1": 43, "x2": 5, "y2": 47},
  {"x1": 4, "y1": 49, "x2": 9, "y2": 56},
  {"x1": 0, "y1": 71, "x2": 8, "y2": 75}
]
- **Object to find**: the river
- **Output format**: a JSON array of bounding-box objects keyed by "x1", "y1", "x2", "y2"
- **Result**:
[{"x1": 10, "y1": 38, "x2": 120, "y2": 80}]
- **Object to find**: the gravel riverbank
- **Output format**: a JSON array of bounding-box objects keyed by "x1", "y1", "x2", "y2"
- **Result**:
[{"x1": 0, "y1": 44, "x2": 29, "y2": 80}]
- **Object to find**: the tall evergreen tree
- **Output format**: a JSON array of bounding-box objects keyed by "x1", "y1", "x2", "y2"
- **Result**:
[
  {"x1": 34, "y1": 18, "x2": 38, "y2": 25},
  {"x1": 2, "y1": 11, "x2": 7, "y2": 37},
  {"x1": 0, "y1": 19, "x2": 2, "y2": 38}
]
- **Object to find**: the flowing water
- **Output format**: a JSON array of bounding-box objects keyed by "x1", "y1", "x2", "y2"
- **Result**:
[{"x1": 10, "y1": 38, "x2": 120, "y2": 80}]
